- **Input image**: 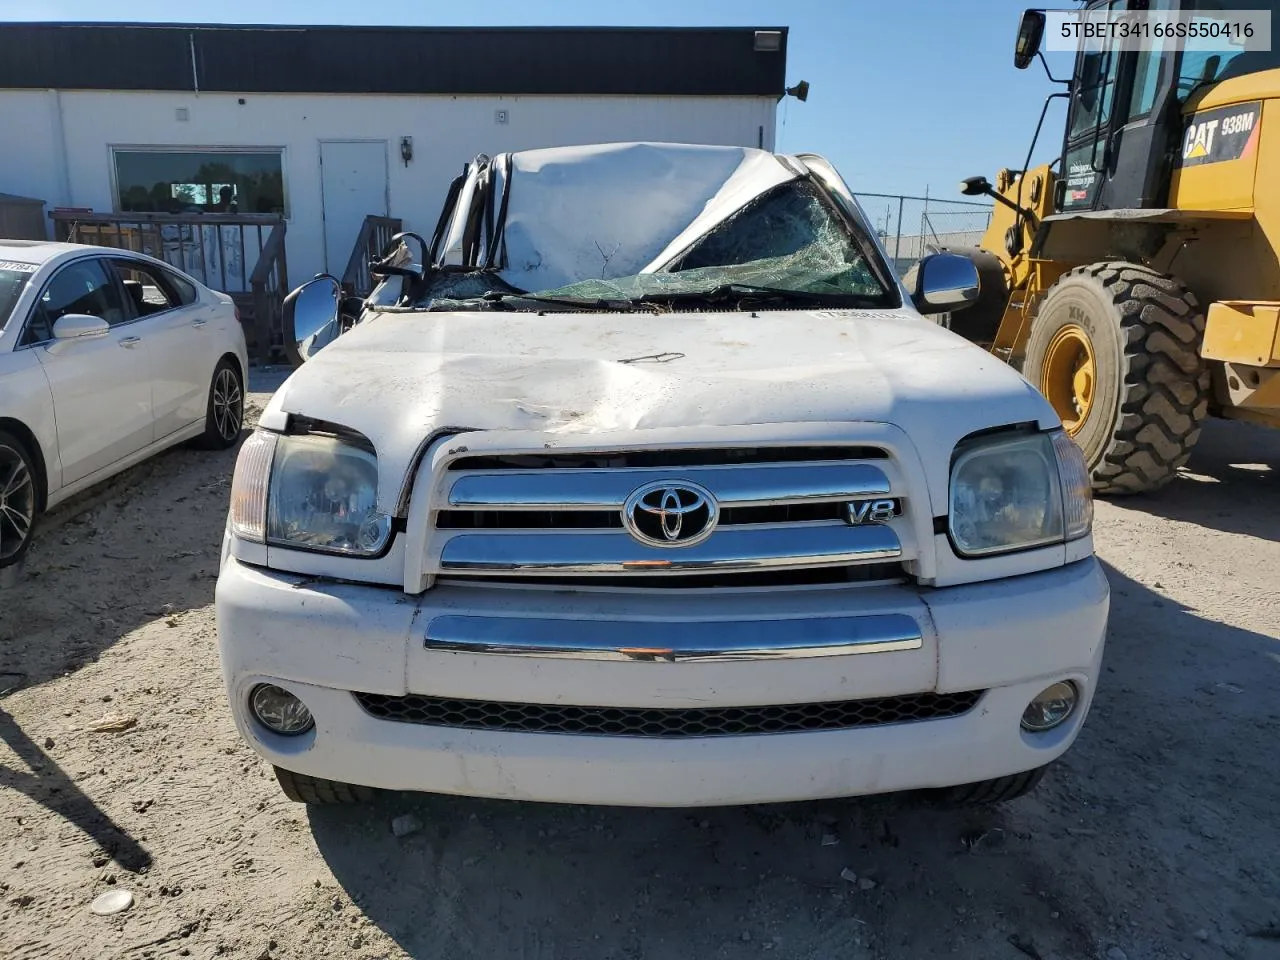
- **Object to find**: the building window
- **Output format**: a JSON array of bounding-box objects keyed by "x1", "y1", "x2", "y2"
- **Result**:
[{"x1": 113, "y1": 149, "x2": 286, "y2": 215}]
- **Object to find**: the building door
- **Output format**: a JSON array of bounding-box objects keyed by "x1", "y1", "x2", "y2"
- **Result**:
[{"x1": 319, "y1": 140, "x2": 389, "y2": 276}]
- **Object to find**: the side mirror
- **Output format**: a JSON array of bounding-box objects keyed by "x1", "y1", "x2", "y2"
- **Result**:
[
  {"x1": 371, "y1": 232, "x2": 429, "y2": 283},
  {"x1": 52, "y1": 314, "x2": 110, "y2": 340},
  {"x1": 282, "y1": 275, "x2": 345, "y2": 366},
  {"x1": 1014, "y1": 9, "x2": 1046, "y2": 70},
  {"x1": 904, "y1": 253, "x2": 981, "y2": 315}
]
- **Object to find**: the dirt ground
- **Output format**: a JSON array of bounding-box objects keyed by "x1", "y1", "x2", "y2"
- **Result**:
[{"x1": 2, "y1": 369, "x2": 1277, "y2": 960}]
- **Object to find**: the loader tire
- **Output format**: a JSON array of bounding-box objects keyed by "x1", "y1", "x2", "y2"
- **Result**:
[
  {"x1": 930, "y1": 245, "x2": 1009, "y2": 345},
  {"x1": 1022, "y1": 262, "x2": 1209, "y2": 495}
]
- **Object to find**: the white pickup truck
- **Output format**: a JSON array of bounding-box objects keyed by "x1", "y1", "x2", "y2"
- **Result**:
[{"x1": 216, "y1": 142, "x2": 1108, "y2": 807}]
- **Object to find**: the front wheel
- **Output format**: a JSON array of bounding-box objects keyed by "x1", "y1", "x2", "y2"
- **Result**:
[
  {"x1": 1022, "y1": 262, "x2": 1209, "y2": 495},
  {"x1": 0, "y1": 430, "x2": 39, "y2": 569},
  {"x1": 274, "y1": 767, "x2": 374, "y2": 805},
  {"x1": 194, "y1": 358, "x2": 245, "y2": 450},
  {"x1": 932, "y1": 765, "x2": 1049, "y2": 807}
]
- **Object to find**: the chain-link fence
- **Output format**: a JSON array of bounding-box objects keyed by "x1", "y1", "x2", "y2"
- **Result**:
[{"x1": 852, "y1": 192, "x2": 994, "y2": 278}]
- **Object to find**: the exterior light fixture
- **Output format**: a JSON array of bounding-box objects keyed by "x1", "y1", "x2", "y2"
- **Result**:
[
  {"x1": 400, "y1": 136, "x2": 414, "y2": 167},
  {"x1": 786, "y1": 81, "x2": 810, "y2": 102}
]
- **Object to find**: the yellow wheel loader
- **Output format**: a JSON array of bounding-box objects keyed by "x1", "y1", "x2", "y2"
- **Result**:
[{"x1": 947, "y1": 1, "x2": 1280, "y2": 493}]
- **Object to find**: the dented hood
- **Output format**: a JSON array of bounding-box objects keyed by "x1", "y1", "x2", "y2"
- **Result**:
[{"x1": 262, "y1": 308, "x2": 1056, "y2": 515}]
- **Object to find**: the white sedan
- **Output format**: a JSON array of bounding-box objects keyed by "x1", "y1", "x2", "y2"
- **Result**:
[{"x1": 0, "y1": 241, "x2": 248, "y2": 568}]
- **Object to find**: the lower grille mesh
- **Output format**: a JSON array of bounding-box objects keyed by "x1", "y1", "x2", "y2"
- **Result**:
[{"x1": 353, "y1": 690, "x2": 983, "y2": 738}]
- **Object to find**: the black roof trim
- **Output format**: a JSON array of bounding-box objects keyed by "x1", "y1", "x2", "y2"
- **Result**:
[{"x1": 0, "y1": 23, "x2": 788, "y2": 97}]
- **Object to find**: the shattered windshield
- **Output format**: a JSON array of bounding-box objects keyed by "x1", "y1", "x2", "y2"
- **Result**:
[{"x1": 414, "y1": 176, "x2": 895, "y2": 311}]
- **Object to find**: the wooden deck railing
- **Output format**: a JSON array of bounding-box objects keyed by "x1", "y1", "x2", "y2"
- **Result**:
[
  {"x1": 341, "y1": 215, "x2": 403, "y2": 296},
  {"x1": 50, "y1": 211, "x2": 288, "y2": 363},
  {"x1": 248, "y1": 222, "x2": 289, "y2": 364},
  {"x1": 50, "y1": 211, "x2": 284, "y2": 294}
]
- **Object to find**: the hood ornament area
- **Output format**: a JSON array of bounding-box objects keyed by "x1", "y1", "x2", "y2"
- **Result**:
[{"x1": 622, "y1": 481, "x2": 719, "y2": 548}]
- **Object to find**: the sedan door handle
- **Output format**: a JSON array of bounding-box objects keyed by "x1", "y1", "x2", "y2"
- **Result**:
[
  {"x1": 191, "y1": 317, "x2": 208, "y2": 327},
  {"x1": 118, "y1": 336, "x2": 142, "y2": 348}
]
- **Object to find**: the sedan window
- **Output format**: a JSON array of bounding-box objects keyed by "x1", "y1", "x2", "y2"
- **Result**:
[
  {"x1": 22, "y1": 259, "x2": 127, "y2": 346},
  {"x1": 164, "y1": 270, "x2": 198, "y2": 306},
  {"x1": 111, "y1": 259, "x2": 182, "y2": 318}
]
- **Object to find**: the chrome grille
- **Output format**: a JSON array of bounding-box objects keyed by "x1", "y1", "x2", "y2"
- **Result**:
[
  {"x1": 426, "y1": 445, "x2": 914, "y2": 582},
  {"x1": 436, "y1": 501, "x2": 899, "y2": 529},
  {"x1": 438, "y1": 561, "x2": 908, "y2": 589},
  {"x1": 448, "y1": 447, "x2": 889, "y2": 470},
  {"x1": 353, "y1": 690, "x2": 983, "y2": 737}
]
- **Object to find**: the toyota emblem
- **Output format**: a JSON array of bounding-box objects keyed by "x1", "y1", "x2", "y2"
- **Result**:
[{"x1": 622, "y1": 481, "x2": 719, "y2": 548}]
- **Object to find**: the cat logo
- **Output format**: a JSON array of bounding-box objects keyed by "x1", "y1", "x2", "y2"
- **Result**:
[
  {"x1": 1183, "y1": 119, "x2": 1219, "y2": 159},
  {"x1": 1179, "y1": 103, "x2": 1261, "y2": 168}
]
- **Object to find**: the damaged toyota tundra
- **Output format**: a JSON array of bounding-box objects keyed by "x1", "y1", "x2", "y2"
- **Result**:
[{"x1": 216, "y1": 142, "x2": 1109, "y2": 807}]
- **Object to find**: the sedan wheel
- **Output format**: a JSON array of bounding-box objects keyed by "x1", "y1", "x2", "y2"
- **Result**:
[
  {"x1": 0, "y1": 437, "x2": 37, "y2": 567},
  {"x1": 213, "y1": 367, "x2": 243, "y2": 442},
  {"x1": 196, "y1": 360, "x2": 245, "y2": 450}
]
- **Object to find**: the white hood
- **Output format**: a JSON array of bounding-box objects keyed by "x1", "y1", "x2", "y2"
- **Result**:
[{"x1": 262, "y1": 308, "x2": 1057, "y2": 515}]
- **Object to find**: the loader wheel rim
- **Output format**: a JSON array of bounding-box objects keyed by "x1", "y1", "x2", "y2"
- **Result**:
[{"x1": 1041, "y1": 324, "x2": 1096, "y2": 435}]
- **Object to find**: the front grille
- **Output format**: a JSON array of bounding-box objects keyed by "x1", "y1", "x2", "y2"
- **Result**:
[
  {"x1": 353, "y1": 690, "x2": 982, "y2": 738},
  {"x1": 439, "y1": 561, "x2": 909, "y2": 590},
  {"x1": 449, "y1": 446, "x2": 889, "y2": 471},
  {"x1": 427, "y1": 444, "x2": 911, "y2": 585},
  {"x1": 435, "y1": 501, "x2": 862, "y2": 530}
]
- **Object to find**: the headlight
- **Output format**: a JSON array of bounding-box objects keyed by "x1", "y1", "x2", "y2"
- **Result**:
[
  {"x1": 948, "y1": 430, "x2": 1091, "y2": 557},
  {"x1": 229, "y1": 429, "x2": 393, "y2": 557}
]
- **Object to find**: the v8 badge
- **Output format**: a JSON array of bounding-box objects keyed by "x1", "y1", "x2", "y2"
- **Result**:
[{"x1": 845, "y1": 499, "x2": 898, "y2": 525}]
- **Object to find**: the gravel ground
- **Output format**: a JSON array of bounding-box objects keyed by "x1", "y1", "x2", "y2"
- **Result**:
[{"x1": 1, "y1": 371, "x2": 1277, "y2": 960}]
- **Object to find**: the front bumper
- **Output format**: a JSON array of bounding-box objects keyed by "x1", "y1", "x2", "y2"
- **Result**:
[{"x1": 215, "y1": 558, "x2": 1109, "y2": 806}]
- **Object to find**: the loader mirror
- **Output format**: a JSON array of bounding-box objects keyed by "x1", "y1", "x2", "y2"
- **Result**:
[{"x1": 1015, "y1": 9, "x2": 1046, "y2": 70}]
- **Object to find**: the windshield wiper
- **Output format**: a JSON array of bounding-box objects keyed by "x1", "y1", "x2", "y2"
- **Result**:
[
  {"x1": 433, "y1": 284, "x2": 883, "y2": 312},
  {"x1": 482, "y1": 291, "x2": 642, "y2": 312},
  {"x1": 633, "y1": 284, "x2": 886, "y2": 308}
]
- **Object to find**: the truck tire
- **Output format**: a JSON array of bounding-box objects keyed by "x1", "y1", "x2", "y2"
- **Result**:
[
  {"x1": 274, "y1": 766, "x2": 374, "y2": 805},
  {"x1": 934, "y1": 765, "x2": 1048, "y2": 807},
  {"x1": 1022, "y1": 262, "x2": 1209, "y2": 495}
]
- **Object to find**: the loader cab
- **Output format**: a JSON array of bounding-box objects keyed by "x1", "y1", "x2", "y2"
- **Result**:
[{"x1": 1026, "y1": 0, "x2": 1280, "y2": 213}]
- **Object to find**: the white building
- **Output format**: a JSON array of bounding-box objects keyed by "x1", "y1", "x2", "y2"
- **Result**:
[{"x1": 0, "y1": 23, "x2": 789, "y2": 285}]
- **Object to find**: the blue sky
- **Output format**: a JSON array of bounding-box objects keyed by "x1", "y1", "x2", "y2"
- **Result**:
[{"x1": 1, "y1": 0, "x2": 1077, "y2": 198}]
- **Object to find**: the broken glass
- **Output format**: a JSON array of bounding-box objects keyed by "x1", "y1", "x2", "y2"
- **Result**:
[
  {"x1": 535, "y1": 180, "x2": 885, "y2": 302},
  {"x1": 418, "y1": 179, "x2": 890, "y2": 310}
]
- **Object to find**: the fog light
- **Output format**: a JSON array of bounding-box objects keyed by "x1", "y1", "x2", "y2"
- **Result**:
[
  {"x1": 250, "y1": 683, "x2": 314, "y2": 735},
  {"x1": 1021, "y1": 681, "x2": 1078, "y2": 732}
]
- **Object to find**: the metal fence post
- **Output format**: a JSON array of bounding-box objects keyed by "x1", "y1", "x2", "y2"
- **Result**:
[{"x1": 894, "y1": 196, "x2": 905, "y2": 263}]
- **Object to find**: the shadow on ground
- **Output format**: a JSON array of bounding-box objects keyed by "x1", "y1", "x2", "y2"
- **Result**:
[
  {"x1": 0, "y1": 439, "x2": 242, "y2": 694},
  {"x1": 1109, "y1": 418, "x2": 1278, "y2": 542},
  {"x1": 0, "y1": 367, "x2": 289, "y2": 694},
  {"x1": 0, "y1": 705, "x2": 152, "y2": 873},
  {"x1": 310, "y1": 561, "x2": 1278, "y2": 960}
]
